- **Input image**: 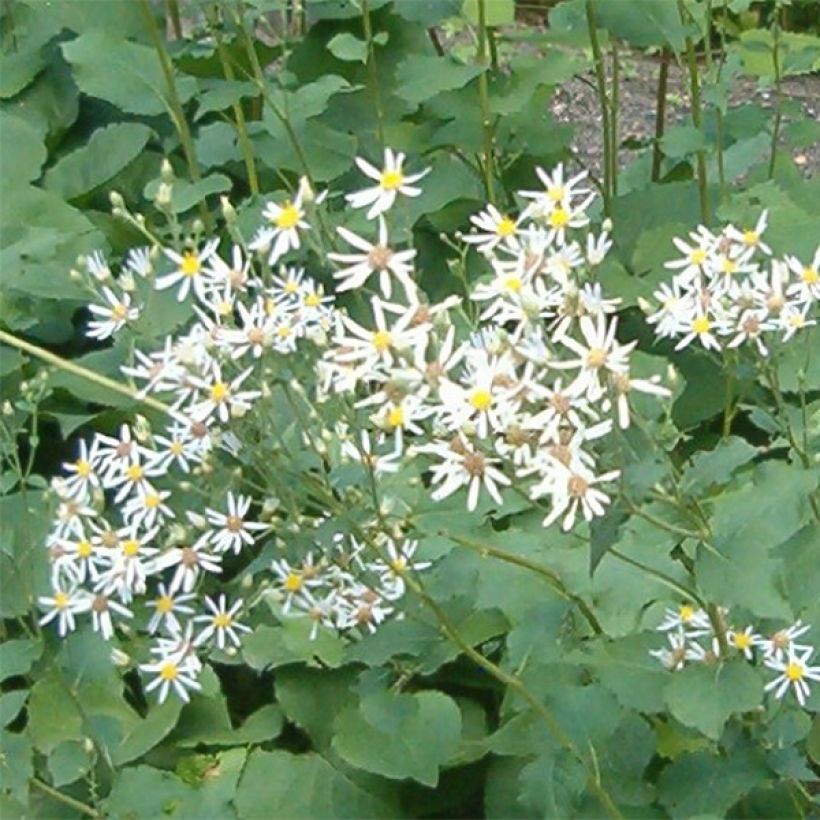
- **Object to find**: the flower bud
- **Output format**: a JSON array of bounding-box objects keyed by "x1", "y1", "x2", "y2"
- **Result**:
[
  {"x1": 666, "y1": 364, "x2": 678, "y2": 386},
  {"x1": 220, "y1": 196, "x2": 237, "y2": 223},
  {"x1": 119, "y1": 272, "x2": 136, "y2": 293},
  {"x1": 241, "y1": 573, "x2": 253, "y2": 589},
  {"x1": 637, "y1": 297, "x2": 654, "y2": 315},
  {"x1": 2, "y1": 401, "x2": 13, "y2": 416},
  {"x1": 155, "y1": 182, "x2": 173, "y2": 209},
  {"x1": 297, "y1": 176, "x2": 315, "y2": 204},
  {"x1": 133, "y1": 414, "x2": 152, "y2": 442},
  {"x1": 160, "y1": 158, "x2": 175, "y2": 183},
  {"x1": 602, "y1": 217, "x2": 613, "y2": 232},
  {"x1": 69, "y1": 269, "x2": 83, "y2": 282},
  {"x1": 110, "y1": 648, "x2": 131, "y2": 667},
  {"x1": 109, "y1": 191, "x2": 125, "y2": 210}
]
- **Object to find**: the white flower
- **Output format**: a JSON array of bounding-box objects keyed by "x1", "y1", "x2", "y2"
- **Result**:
[
  {"x1": 727, "y1": 625, "x2": 762, "y2": 660},
  {"x1": 764, "y1": 647, "x2": 820, "y2": 707},
  {"x1": 87, "y1": 287, "x2": 139, "y2": 340},
  {"x1": 539, "y1": 461, "x2": 620, "y2": 531},
  {"x1": 724, "y1": 210, "x2": 771, "y2": 256},
  {"x1": 157, "y1": 535, "x2": 223, "y2": 594},
  {"x1": 155, "y1": 239, "x2": 220, "y2": 302},
  {"x1": 194, "y1": 594, "x2": 251, "y2": 650},
  {"x1": 650, "y1": 630, "x2": 707, "y2": 671},
  {"x1": 87, "y1": 593, "x2": 133, "y2": 641},
  {"x1": 674, "y1": 312, "x2": 723, "y2": 352},
  {"x1": 147, "y1": 583, "x2": 197, "y2": 635},
  {"x1": 188, "y1": 364, "x2": 260, "y2": 424},
  {"x1": 424, "y1": 435, "x2": 510, "y2": 512},
  {"x1": 328, "y1": 217, "x2": 417, "y2": 298},
  {"x1": 760, "y1": 621, "x2": 812, "y2": 663},
  {"x1": 38, "y1": 585, "x2": 90, "y2": 637},
  {"x1": 140, "y1": 651, "x2": 202, "y2": 704},
  {"x1": 366, "y1": 538, "x2": 431, "y2": 600},
  {"x1": 61, "y1": 439, "x2": 102, "y2": 501},
  {"x1": 251, "y1": 191, "x2": 310, "y2": 265},
  {"x1": 785, "y1": 247, "x2": 820, "y2": 304},
  {"x1": 519, "y1": 164, "x2": 590, "y2": 210},
  {"x1": 346, "y1": 148, "x2": 430, "y2": 219},
  {"x1": 463, "y1": 204, "x2": 523, "y2": 252},
  {"x1": 204, "y1": 492, "x2": 269, "y2": 554},
  {"x1": 657, "y1": 604, "x2": 711, "y2": 635}
]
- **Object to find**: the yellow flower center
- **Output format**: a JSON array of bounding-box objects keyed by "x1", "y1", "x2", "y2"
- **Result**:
[
  {"x1": 159, "y1": 662, "x2": 178, "y2": 681},
  {"x1": 169, "y1": 441, "x2": 184, "y2": 456},
  {"x1": 504, "y1": 276, "x2": 522, "y2": 292},
  {"x1": 53, "y1": 591, "x2": 70, "y2": 609},
  {"x1": 213, "y1": 612, "x2": 233, "y2": 629},
  {"x1": 156, "y1": 595, "x2": 174, "y2": 614},
  {"x1": 802, "y1": 266, "x2": 819, "y2": 285},
  {"x1": 144, "y1": 494, "x2": 161, "y2": 509},
  {"x1": 785, "y1": 662, "x2": 803, "y2": 682},
  {"x1": 180, "y1": 252, "x2": 200, "y2": 277},
  {"x1": 679, "y1": 604, "x2": 695, "y2": 622},
  {"x1": 689, "y1": 249, "x2": 707, "y2": 265},
  {"x1": 742, "y1": 230, "x2": 759, "y2": 246},
  {"x1": 586, "y1": 348, "x2": 608, "y2": 368},
  {"x1": 77, "y1": 540, "x2": 92, "y2": 559},
  {"x1": 75, "y1": 459, "x2": 92, "y2": 477},
  {"x1": 283, "y1": 573, "x2": 303, "y2": 592},
  {"x1": 276, "y1": 325, "x2": 293, "y2": 338},
  {"x1": 387, "y1": 405, "x2": 405, "y2": 428},
  {"x1": 284, "y1": 280, "x2": 300, "y2": 294},
  {"x1": 788, "y1": 314, "x2": 805, "y2": 329},
  {"x1": 692, "y1": 316, "x2": 711, "y2": 334},
  {"x1": 470, "y1": 389, "x2": 493, "y2": 411},
  {"x1": 274, "y1": 203, "x2": 301, "y2": 230},
  {"x1": 720, "y1": 257, "x2": 738, "y2": 275},
  {"x1": 380, "y1": 169, "x2": 404, "y2": 190},
  {"x1": 304, "y1": 292, "x2": 321, "y2": 308},
  {"x1": 127, "y1": 464, "x2": 144, "y2": 482},
  {"x1": 496, "y1": 217, "x2": 517, "y2": 237},
  {"x1": 111, "y1": 303, "x2": 129, "y2": 321},
  {"x1": 372, "y1": 330, "x2": 392, "y2": 352},
  {"x1": 548, "y1": 208, "x2": 570, "y2": 229},
  {"x1": 123, "y1": 539, "x2": 140, "y2": 557},
  {"x1": 547, "y1": 185, "x2": 565, "y2": 202},
  {"x1": 390, "y1": 557, "x2": 407, "y2": 574},
  {"x1": 734, "y1": 632, "x2": 752, "y2": 650},
  {"x1": 210, "y1": 382, "x2": 229, "y2": 402}
]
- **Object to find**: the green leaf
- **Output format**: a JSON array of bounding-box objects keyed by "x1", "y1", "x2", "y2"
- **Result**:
[
  {"x1": 44, "y1": 123, "x2": 153, "y2": 200},
  {"x1": 61, "y1": 30, "x2": 196, "y2": 116},
  {"x1": 0, "y1": 691, "x2": 27, "y2": 728},
  {"x1": 394, "y1": 55, "x2": 484, "y2": 105},
  {"x1": 0, "y1": 113, "x2": 46, "y2": 186},
  {"x1": 48, "y1": 740, "x2": 92, "y2": 787},
  {"x1": 661, "y1": 125, "x2": 707, "y2": 158},
  {"x1": 0, "y1": 730, "x2": 32, "y2": 803},
  {"x1": 462, "y1": 0, "x2": 514, "y2": 26},
  {"x1": 235, "y1": 749, "x2": 399, "y2": 819},
  {"x1": 333, "y1": 690, "x2": 462, "y2": 786},
  {"x1": 681, "y1": 436, "x2": 758, "y2": 494},
  {"x1": 657, "y1": 746, "x2": 770, "y2": 817},
  {"x1": 27, "y1": 675, "x2": 84, "y2": 754},
  {"x1": 328, "y1": 33, "x2": 369, "y2": 63},
  {"x1": 48, "y1": 345, "x2": 136, "y2": 408},
  {"x1": 592, "y1": 0, "x2": 692, "y2": 50},
  {"x1": 195, "y1": 79, "x2": 259, "y2": 120},
  {"x1": 111, "y1": 697, "x2": 183, "y2": 766},
  {"x1": 0, "y1": 638, "x2": 42, "y2": 681},
  {"x1": 664, "y1": 662, "x2": 763, "y2": 740}
]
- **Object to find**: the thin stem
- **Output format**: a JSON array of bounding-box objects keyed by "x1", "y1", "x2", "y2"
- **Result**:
[
  {"x1": 138, "y1": 0, "x2": 211, "y2": 230},
  {"x1": 610, "y1": 36, "x2": 619, "y2": 197},
  {"x1": 0, "y1": 330, "x2": 174, "y2": 417},
  {"x1": 30, "y1": 778, "x2": 100, "y2": 818},
  {"x1": 442, "y1": 532, "x2": 603, "y2": 635},
  {"x1": 361, "y1": 0, "x2": 386, "y2": 149},
  {"x1": 651, "y1": 48, "x2": 670, "y2": 182},
  {"x1": 476, "y1": 0, "x2": 496, "y2": 203},
  {"x1": 165, "y1": 0, "x2": 182, "y2": 39},
  {"x1": 208, "y1": 5, "x2": 259, "y2": 196},
  {"x1": 679, "y1": 0, "x2": 709, "y2": 223},
  {"x1": 768, "y1": 9, "x2": 783, "y2": 178},
  {"x1": 585, "y1": 1, "x2": 611, "y2": 212},
  {"x1": 609, "y1": 547, "x2": 704, "y2": 605}
]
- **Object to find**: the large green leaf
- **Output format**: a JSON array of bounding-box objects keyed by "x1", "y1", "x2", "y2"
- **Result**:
[
  {"x1": 0, "y1": 113, "x2": 46, "y2": 187},
  {"x1": 235, "y1": 749, "x2": 399, "y2": 819},
  {"x1": 332, "y1": 690, "x2": 462, "y2": 786},
  {"x1": 44, "y1": 123, "x2": 153, "y2": 200},
  {"x1": 394, "y1": 55, "x2": 484, "y2": 105},
  {"x1": 61, "y1": 30, "x2": 196, "y2": 116}
]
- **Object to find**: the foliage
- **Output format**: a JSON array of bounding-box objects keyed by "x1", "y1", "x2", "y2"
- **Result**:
[{"x1": 1, "y1": 0, "x2": 819, "y2": 818}]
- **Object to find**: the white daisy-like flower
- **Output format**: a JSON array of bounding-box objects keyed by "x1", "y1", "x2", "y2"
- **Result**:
[
  {"x1": 463, "y1": 204, "x2": 523, "y2": 253},
  {"x1": 155, "y1": 239, "x2": 220, "y2": 302},
  {"x1": 204, "y1": 492, "x2": 269, "y2": 554},
  {"x1": 346, "y1": 148, "x2": 430, "y2": 219},
  {"x1": 539, "y1": 461, "x2": 620, "y2": 531},
  {"x1": 194, "y1": 594, "x2": 251, "y2": 650},
  {"x1": 649, "y1": 630, "x2": 707, "y2": 671},
  {"x1": 328, "y1": 217, "x2": 417, "y2": 298},
  {"x1": 785, "y1": 247, "x2": 820, "y2": 304},
  {"x1": 764, "y1": 647, "x2": 820, "y2": 707},
  {"x1": 140, "y1": 650, "x2": 202, "y2": 704},
  {"x1": 724, "y1": 210, "x2": 771, "y2": 256},
  {"x1": 760, "y1": 621, "x2": 813, "y2": 663},
  {"x1": 87, "y1": 287, "x2": 139, "y2": 340},
  {"x1": 188, "y1": 364, "x2": 260, "y2": 423},
  {"x1": 87, "y1": 592, "x2": 133, "y2": 641},
  {"x1": 157, "y1": 534, "x2": 223, "y2": 594},
  {"x1": 657, "y1": 604, "x2": 711, "y2": 635},
  {"x1": 726, "y1": 625, "x2": 762, "y2": 660},
  {"x1": 251, "y1": 190, "x2": 310, "y2": 265},
  {"x1": 38, "y1": 585, "x2": 90, "y2": 637},
  {"x1": 146, "y1": 582, "x2": 197, "y2": 635}
]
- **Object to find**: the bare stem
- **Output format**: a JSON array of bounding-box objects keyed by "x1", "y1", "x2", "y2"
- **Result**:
[
  {"x1": 651, "y1": 48, "x2": 670, "y2": 182},
  {"x1": 361, "y1": 0, "x2": 386, "y2": 149},
  {"x1": 476, "y1": 0, "x2": 496, "y2": 203},
  {"x1": 30, "y1": 778, "x2": 100, "y2": 818},
  {"x1": 585, "y1": 1, "x2": 611, "y2": 213}
]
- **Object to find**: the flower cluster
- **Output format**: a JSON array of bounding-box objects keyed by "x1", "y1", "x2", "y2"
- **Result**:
[
  {"x1": 320, "y1": 157, "x2": 670, "y2": 529},
  {"x1": 651, "y1": 604, "x2": 820, "y2": 707},
  {"x1": 649, "y1": 213, "x2": 818, "y2": 354}
]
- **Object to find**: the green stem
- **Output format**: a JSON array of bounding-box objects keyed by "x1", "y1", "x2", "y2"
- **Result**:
[
  {"x1": 679, "y1": 1, "x2": 709, "y2": 223},
  {"x1": 208, "y1": 6, "x2": 259, "y2": 196},
  {"x1": 768, "y1": 9, "x2": 783, "y2": 179},
  {"x1": 442, "y1": 532, "x2": 603, "y2": 635},
  {"x1": 609, "y1": 547, "x2": 704, "y2": 605},
  {"x1": 139, "y1": 0, "x2": 211, "y2": 230},
  {"x1": 165, "y1": 0, "x2": 182, "y2": 38},
  {"x1": 0, "y1": 330, "x2": 174, "y2": 417},
  {"x1": 361, "y1": 0, "x2": 386, "y2": 149},
  {"x1": 610, "y1": 36, "x2": 619, "y2": 197},
  {"x1": 585, "y1": 1, "x2": 612, "y2": 212},
  {"x1": 476, "y1": 0, "x2": 496, "y2": 203},
  {"x1": 30, "y1": 778, "x2": 100, "y2": 818},
  {"x1": 651, "y1": 48, "x2": 670, "y2": 182}
]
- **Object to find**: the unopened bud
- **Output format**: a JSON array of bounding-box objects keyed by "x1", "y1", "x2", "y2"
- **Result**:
[
  {"x1": 2, "y1": 401, "x2": 12, "y2": 416},
  {"x1": 637, "y1": 297, "x2": 653, "y2": 315},
  {"x1": 666, "y1": 364, "x2": 678, "y2": 386},
  {"x1": 241, "y1": 574, "x2": 253, "y2": 589},
  {"x1": 83, "y1": 737, "x2": 95, "y2": 754},
  {"x1": 110, "y1": 648, "x2": 131, "y2": 667},
  {"x1": 120, "y1": 272, "x2": 136, "y2": 293},
  {"x1": 160, "y1": 158, "x2": 175, "y2": 183},
  {"x1": 155, "y1": 182, "x2": 173, "y2": 208},
  {"x1": 602, "y1": 217, "x2": 613, "y2": 232},
  {"x1": 297, "y1": 175, "x2": 315, "y2": 204},
  {"x1": 192, "y1": 219, "x2": 204, "y2": 234},
  {"x1": 220, "y1": 196, "x2": 237, "y2": 223},
  {"x1": 69, "y1": 269, "x2": 83, "y2": 282},
  {"x1": 133, "y1": 414, "x2": 151, "y2": 442},
  {"x1": 109, "y1": 191, "x2": 125, "y2": 209},
  {"x1": 262, "y1": 497, "x2": 279, "y2": 515}
]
